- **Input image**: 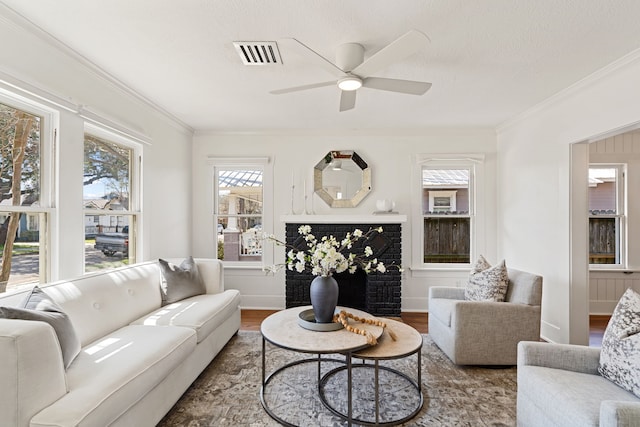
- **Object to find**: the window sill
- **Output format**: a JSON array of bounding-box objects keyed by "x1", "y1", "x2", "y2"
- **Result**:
[
  {"x1": 589, "y1": 269, "x2": 639, "y2": 274},
  {"x1": 222, "y1": 262, "x2": 264, "y2": 270},
  {"x1": 409, "y1": 266, "x2": 470, "y2": 278}
]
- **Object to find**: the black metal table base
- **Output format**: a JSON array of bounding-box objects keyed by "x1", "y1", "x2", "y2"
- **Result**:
[
  {"x1": 318, "y1": 362, "x2": 424, "y2": 426},
  {"x1": 260, "y1": 337, "x2": 355, "y2": 426},
  {"x1": 261, "y1": 335, "x2": 423, "y2": 426}
]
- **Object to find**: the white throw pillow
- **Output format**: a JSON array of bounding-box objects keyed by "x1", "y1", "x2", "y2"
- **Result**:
[
  {"x1": 598, "y1": 288, "x2": 640, "y2": 398},
  {"x1": 464, "y1": 255, "x2": 509, "y2": 302}
]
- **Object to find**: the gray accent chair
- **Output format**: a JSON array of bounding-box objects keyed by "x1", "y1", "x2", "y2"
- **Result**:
[
  {"x1": 517, "y1": 341, "x2": 640, "y2": 426},
  {"x1": 428, "y1": 268, "x2": 542, "y2": 365}
]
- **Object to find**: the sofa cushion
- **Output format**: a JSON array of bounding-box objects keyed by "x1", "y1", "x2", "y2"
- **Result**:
[
  {"x1": 519, "y1": 365, "x2": 639, "y2": 426},
  {"x1": 599, "y1": 288, "x2": 640, "y2": 398},
  {"x1": 131, "y1": 289, "x2": 241, "y2": 343},
  {"x1": 465, "y1": 255, "x2": 509, "y2": 302},
  {"x1": 42, "y1": 262, "x2": 163, "y2": 348},
  {"x1": 159, "y1": 256, "x2": 206, "y2": 304},
  {"x1": 30, "y1": 324, "x2": 196, "y2": 427},
  {"x1": 0, "y1": 286, "x2": 81, "y2": 368}
]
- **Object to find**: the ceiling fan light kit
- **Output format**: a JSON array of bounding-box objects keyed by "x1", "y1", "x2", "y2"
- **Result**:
[
  {"x1": 271, "y1": 30, "x2": 432, "y2": 112},
  {"x1": 337, "y1": 76, "x2": 362, "y2": 91}
]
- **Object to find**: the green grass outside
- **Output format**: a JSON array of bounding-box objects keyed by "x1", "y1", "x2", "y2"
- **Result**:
[{"x1": 0, "y1": 243, "x2": 40, "y2": 256}]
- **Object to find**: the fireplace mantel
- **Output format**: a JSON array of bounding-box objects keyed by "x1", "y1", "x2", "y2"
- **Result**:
[{"x1": 280, "y1": 214, "x2": 407, "y2": 224}]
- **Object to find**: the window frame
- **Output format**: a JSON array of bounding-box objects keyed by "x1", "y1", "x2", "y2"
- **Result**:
[
  {"x1": 588, "y1": 163, "x2": 626, "y2": 270},
  {"x1": 412, "y1": 154, "x2": 485, "y2": 270},
  {"x1": 208, "y1": 157, "x2": 273, "y2": 269},
  {"x1": 0, "y1": 89, "x2": 57, "y2": 285},
  {"x1": 82, "y1": 123, "x2": 142, "y2": 273}
]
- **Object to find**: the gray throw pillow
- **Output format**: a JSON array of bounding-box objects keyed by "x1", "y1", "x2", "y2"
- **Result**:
[
  {"x1": 0, "y1": 286, "x2": 81, "y2": 369},
  {"x1": 159, "y1": 256, "x2": 206, "y2": 304},
  {"x1": 598, "y1": 288, "x2": 640, "y2": 398},
  {"x1": 464, "y1": 255, "x2": 509, "y2": 302}
]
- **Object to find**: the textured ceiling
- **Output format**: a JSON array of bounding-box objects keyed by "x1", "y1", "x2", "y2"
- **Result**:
[{"x1": 2, "y1": 0, "x2": 640, "y2": 132}]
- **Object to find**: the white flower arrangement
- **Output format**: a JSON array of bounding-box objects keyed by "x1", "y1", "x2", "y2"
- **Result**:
[{"x1": 263, "y1": 225, "x2": 402, "y2": 277}]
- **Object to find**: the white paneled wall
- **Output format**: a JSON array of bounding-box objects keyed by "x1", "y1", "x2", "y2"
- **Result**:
[
  {"x1": 589, "y1": 128, "x2": 640, "y2": 314},
  {"x1": 589, "y1": 129, "x2": 640, "y2": 154},
  {"x1": 590, "y1": 272, "x2": 640, "y2": 313}
]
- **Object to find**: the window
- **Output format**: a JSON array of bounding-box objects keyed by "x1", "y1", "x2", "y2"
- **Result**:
[
  {"x1": 214, "y1": 168, "x2": 264, "y2": 262},
  {"x1": 413, "y1": 155, "x2": 483, "y2": 269},
  {"x1": 588, "y1": 165, "x2": 625, "y2": 266},
  {"x1": 423, "y1": 168, "x2": 471, "y2": 264},
  {"x1": 83, "y1": 127, "x2": 140, "y2": 272},
  {"x1": 0, "y1": 100, "x2": 53, "y2": 292}
]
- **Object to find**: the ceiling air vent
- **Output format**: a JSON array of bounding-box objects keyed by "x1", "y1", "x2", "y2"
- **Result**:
[{"x1": 233, "y1": 41, "x2": 282, "y2": 65}]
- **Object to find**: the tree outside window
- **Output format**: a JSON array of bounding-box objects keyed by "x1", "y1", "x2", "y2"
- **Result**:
[
  {"x1": 83, "y1": 132, "x2": 137, "y2": 272},
  {"x1": 0, "y1": 102, "x2": 44, "y2": 292}
]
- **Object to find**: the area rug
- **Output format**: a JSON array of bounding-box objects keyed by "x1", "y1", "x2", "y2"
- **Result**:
[{"x1": 157, "y1": 331, "x2": 517, "y2": 426}]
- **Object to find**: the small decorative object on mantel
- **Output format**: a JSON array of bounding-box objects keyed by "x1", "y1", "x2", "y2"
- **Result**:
[
  {"x1": 374, "y1": 199, "x2": 398, "y2": 214},
  {"x1": 263, "y1": 225, "x2": 402, "y2": 323}
]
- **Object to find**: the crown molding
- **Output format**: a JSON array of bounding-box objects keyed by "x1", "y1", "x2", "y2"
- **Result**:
[
  {"x1": 0, "y1": 4, "x2": 194, "y2": 135},
  {"x1": 497, "y1": 47, "x2": 640, "y2": 134}
]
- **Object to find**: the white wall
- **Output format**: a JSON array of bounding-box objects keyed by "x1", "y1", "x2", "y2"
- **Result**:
[
  {"x1": 0, "y1": 7, "x2": 193, "y2": 280},
  {"x1": 192, "y1": 130, "x2": 497, "y2": 311},
  {"x1": 497, "y1": 50, "x2": 640, "y2": 344}
]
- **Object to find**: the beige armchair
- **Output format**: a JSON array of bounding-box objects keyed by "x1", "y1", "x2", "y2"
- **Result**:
[{"x1": 428, "y1": 268, "x2": 542, "y2": 365}]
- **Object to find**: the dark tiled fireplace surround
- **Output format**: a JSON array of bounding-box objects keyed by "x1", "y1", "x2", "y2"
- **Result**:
[{"x1": 284, "y1": 222, "x2": 402, "y2": 317}]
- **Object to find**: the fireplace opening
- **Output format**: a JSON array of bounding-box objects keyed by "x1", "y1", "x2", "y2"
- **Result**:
[
  {"x1": 335, "y1": 268, "x2": 367, "y2": 311},
  {"x1": 284, "y1": 222, "x2": 402, "y2": 317}
]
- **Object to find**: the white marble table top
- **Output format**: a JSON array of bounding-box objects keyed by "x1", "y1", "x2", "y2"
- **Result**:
[{"x1": 261, "y1": 306, "x2": 383, "y2": 354}]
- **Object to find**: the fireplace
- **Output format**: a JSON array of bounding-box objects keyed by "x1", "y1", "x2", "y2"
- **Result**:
[{"x1": 283, "y1": 220, "x2": 403, "y2": 317}]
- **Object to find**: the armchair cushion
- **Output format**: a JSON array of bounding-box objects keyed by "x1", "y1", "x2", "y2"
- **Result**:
[
  {"x1": 599, "y1": 288, "x2": 640, "y2": 398},
  {"x1": 464, "y1": 255, "x2": 509, "y2": 302},
  {"x1": 517, "y1": 341, "x2": 640, "y2": 427}
]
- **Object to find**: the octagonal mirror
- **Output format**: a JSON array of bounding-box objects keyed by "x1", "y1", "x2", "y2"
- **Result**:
[{"x1": 313, "y1": 150, "x2": 371, "y2": 208}]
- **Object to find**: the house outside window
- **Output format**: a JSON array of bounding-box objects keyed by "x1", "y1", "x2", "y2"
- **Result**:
[
  {"x1": 0, "y1": 99, "x2": 54, "y2": 292},
  {"x1": 214, "y1": 168, "x2": 264, "y2": 262},
  {"x1": 83, "y1": 127, "x2": 140, "y2": 272},
  {"x1": 413, "y1": 155, "x2": 483, "y2": 269},
  {"x1": 588, "y1": 165, "x2": 626, "y2": 267},
  {"x1": 209, "y1": 156, "x2": 272, "y2": 266}
]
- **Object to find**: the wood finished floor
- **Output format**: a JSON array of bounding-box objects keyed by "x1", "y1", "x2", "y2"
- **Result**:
[{"x1": 241, "y1": 309, "x2": 607, "y2": 347}]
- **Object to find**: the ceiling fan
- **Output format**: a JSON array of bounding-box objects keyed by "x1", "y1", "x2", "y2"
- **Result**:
[{"x1": 271, "y1": 30, "x2": 432, "y2": 112}]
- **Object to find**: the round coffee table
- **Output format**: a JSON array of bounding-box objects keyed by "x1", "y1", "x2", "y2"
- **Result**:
[
  {"x1": 318, "y1": 318, "x2": 424, "y2": 426},
  {"x1": 260, "y1": 306, "x2": 384, "y2": 426}
]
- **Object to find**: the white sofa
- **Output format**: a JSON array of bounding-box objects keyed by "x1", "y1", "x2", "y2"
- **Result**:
[{"x1": 0, "y1": 258, "x2": 241, "y2": 427}]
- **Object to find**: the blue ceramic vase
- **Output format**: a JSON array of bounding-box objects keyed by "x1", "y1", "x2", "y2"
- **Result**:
[{"x1": 310, "y1": 275, "x2": 339, "y2": 323}]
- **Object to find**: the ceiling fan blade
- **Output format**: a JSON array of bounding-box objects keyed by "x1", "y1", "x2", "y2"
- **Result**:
[
  {"x1": 270, "y1": 81, "x2": 335, "y2": 95},
  {"x1": 277, "y1": 38, "x2": 346, "y2": 78},
  {"x1": 351, "y1": 30, "x2": 429, "y2": 77},
  {"x1": 339, "y1": 90, "x2": 356, "y2": 112},
  {"x1": 363, "y1": 77, "x2": 432, "y2": 95}
]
